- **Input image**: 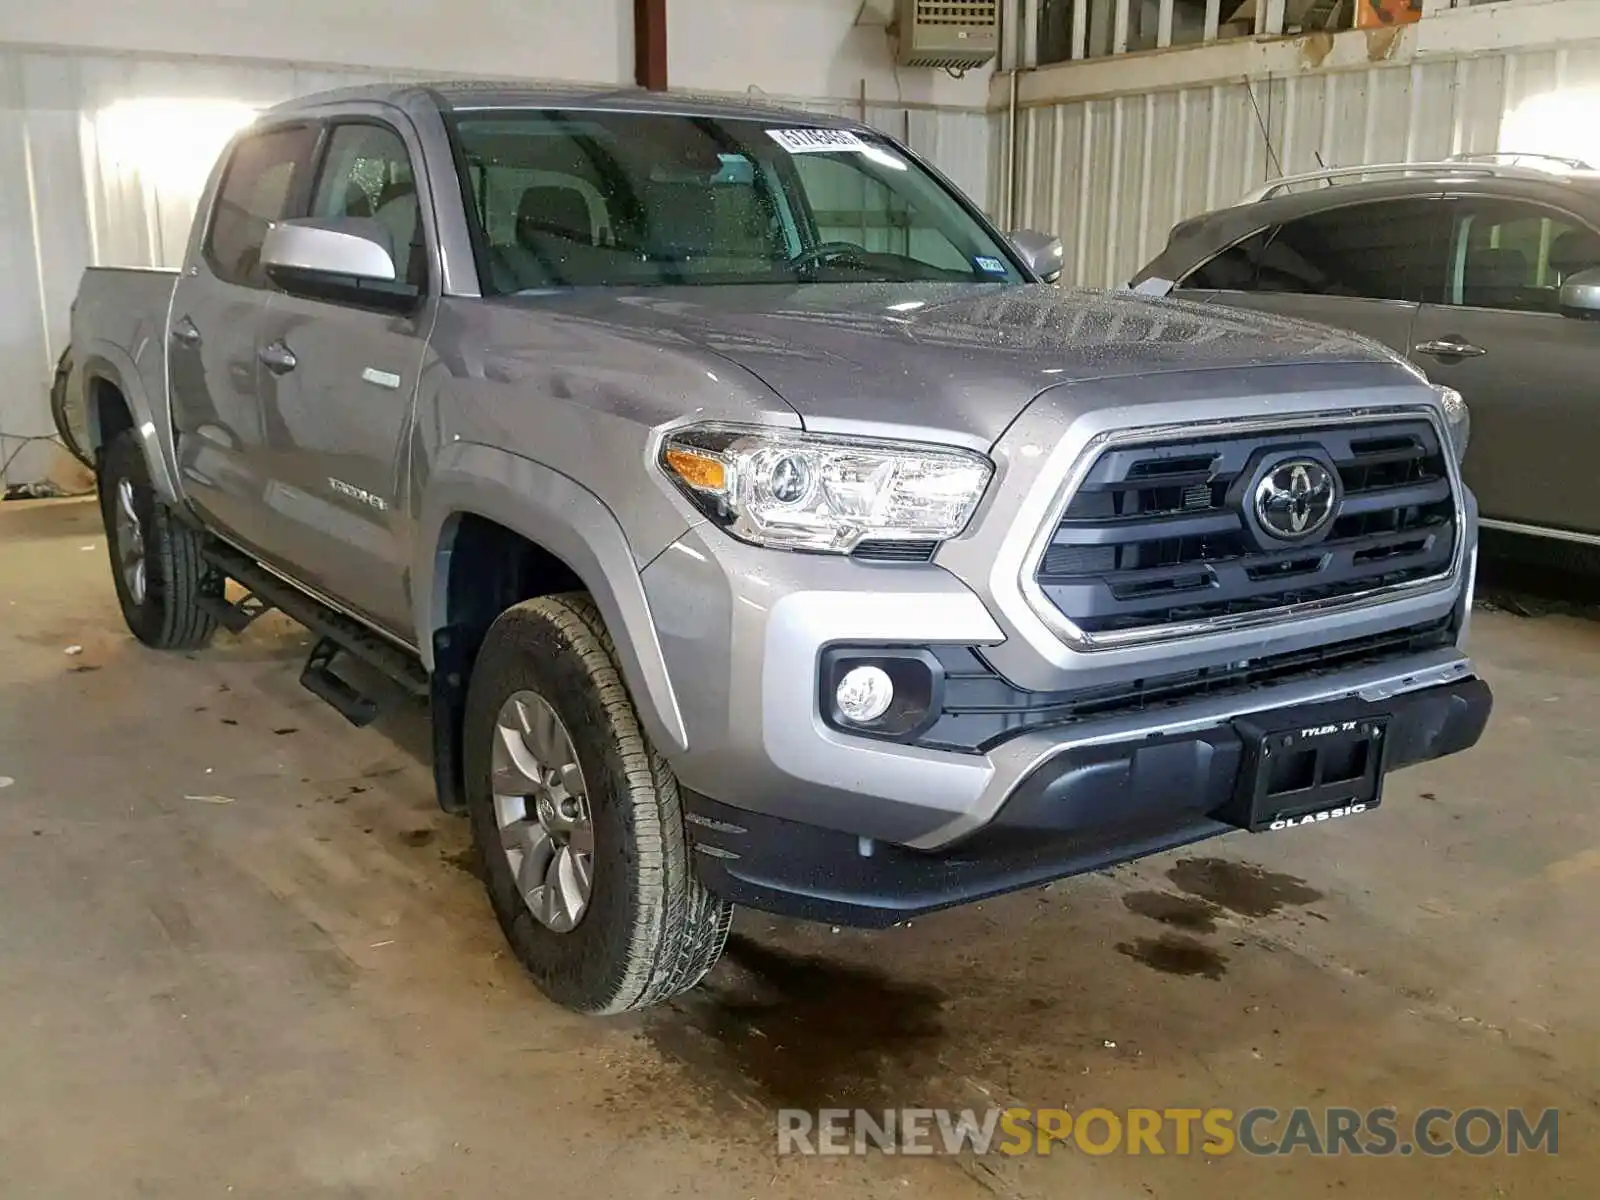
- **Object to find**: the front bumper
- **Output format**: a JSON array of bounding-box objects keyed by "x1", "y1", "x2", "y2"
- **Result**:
[
  {"x1": 682, "y1": 675, "x2": 1492, "y2": 927},
  {"x1": 641, "y1": 525, "x2": 1474, "y2": 852}
]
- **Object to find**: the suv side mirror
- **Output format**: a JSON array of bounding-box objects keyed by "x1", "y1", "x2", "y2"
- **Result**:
[
  {"x1": 1559, "y1": 266, "x2": 1600, "y2": 320},
  {"x1": 261, "y1": 217, "x2": 419, "y2": 311},
  {"x1": 1008, "y1": 230, "x2": 1065, "y2": 285}
]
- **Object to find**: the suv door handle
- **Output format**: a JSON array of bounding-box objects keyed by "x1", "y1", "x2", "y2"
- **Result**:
[
  {"x1": 170, "y1": 317, "x2": 201, "y2": 347},
  {"x1": 1414, "y1": 337, "x2": 1487, "y2": 359},
  {"x1": 258, "y1": 341, "x2": 299, "y2": 375}
]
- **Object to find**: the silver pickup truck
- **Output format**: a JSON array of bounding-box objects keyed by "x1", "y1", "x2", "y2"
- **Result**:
[{"x1": 64, "y1": 82, "x2": 1491, "y2": 1015}]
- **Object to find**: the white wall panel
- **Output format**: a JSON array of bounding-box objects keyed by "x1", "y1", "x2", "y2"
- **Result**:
[
  {"x1": 1, "y1": 0, "x2": 632, "y2": 86},
  {"x1": 1009, "y1": 37, "x2": 1600, "y2": 290},
  {"x1": 0, "y1": 46, "x2": 434, "y2": 485}
]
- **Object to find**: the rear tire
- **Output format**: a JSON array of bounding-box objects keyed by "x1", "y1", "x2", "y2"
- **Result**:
[
  {"x1": 98, "y1": 431, "x2": 220, "y2": 651},
  {"x1": 463, "y1": 594, "x2": 731, "y2": 1014}
]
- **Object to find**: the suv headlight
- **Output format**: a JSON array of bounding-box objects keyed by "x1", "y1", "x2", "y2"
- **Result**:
[
  {"x1": 1434, "y1": 385, "x2": 1470, "y2": 465},
  {"x1": 659, "y1": 424, "x2": 993, "y2": 553}
]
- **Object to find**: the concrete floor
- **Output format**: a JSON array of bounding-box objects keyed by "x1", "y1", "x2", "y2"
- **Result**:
[{"x1": 1, "y1": 497, "x2": 1595, "y2": 1199}]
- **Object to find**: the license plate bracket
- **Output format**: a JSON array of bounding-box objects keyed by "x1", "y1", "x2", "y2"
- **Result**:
[{"x1": 1220, "y1": 711, "x2": 1391, "y2": 833}]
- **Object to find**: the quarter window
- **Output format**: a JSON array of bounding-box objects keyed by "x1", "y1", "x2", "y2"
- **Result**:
[
  {"x1": 1441, "y1": 199, "x2": 1600, "y2": 313},
  {"x1": 1182, "y1": 230, "x2": 1270, "y2": 290},
  {"x1": 205, "y1": 125, "x2": 319, "y2": 287}
]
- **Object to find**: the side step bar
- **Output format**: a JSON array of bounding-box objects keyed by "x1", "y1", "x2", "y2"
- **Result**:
[{"x1": 200, "y1": 543, "x2": 428, "y2": 729}]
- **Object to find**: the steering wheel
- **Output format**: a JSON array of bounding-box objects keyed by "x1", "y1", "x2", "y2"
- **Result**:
[{"x1": 788, "y1": 241, "x2": 871, "y2": 274}]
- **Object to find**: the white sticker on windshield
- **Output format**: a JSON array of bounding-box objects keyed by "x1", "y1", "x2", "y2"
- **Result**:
[{"x1": 767, "y1": 128, "x2": 868, "y2": 154}]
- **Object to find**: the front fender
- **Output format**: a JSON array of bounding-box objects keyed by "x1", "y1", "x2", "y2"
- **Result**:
[
  {"x1": 76, "y1": 337, "x2": 182, "y2": 504},
  {"x1": 415, "y1": 441, "x2": 690, "y2": 756}
]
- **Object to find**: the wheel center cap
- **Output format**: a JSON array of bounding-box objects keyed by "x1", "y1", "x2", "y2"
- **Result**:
[{"x1": 536, "y1": 794, "x2": 558, "y2": 827}]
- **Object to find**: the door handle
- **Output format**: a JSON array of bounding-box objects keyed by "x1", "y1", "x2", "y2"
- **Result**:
[
  {"x1": 258, "y1": 341, "x2": 299, "y2": 375},
  {"x1": 170, "y1": 317, "x2": 201, "y2": 347},
  {"x1": 1414, "y1": 337, "x2": 1487, "y2": 359}
]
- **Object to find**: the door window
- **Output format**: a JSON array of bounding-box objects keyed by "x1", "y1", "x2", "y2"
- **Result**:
[
  {"x1": 205, "y1": 125, "x2": 319, "y2": 287},
  {"x1": 788, "y1": 153, "x2": 972, "y2": 274},
  {"x1": 1440, "y1": 198, "x2": 1600, "y2": 313},
  {"x1": 310, "y1": 123, "x2": 426, "y2": 289},
  {"x1": 1183, "y1": 199, "x2": 1443, "y2": 301},
  {"x1": 1256, "y1": 199, "x2": 1441, "y2": 300}
]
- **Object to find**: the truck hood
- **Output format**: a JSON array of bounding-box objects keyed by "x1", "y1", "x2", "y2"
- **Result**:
[{"x1": 496, "y1": 282, "x2": 1402, "y2": 445}]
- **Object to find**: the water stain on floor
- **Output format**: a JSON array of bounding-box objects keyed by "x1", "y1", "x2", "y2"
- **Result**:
[
  {"x1": 642, "y1": 933, "x2": 947, "y2": 1114},
  {"x1": 1167, "y1": 857, "x2": 1323, "y2": 918},
  {"x1": 442, "y1": 847, "x2": 486, "y2": 882},
  {"x1": 1122, "y1": 890, "x2": 1224, "y2": 933},
  {"x1": 1115, "y1": 934, "x2": 1228, "y2": 980}
]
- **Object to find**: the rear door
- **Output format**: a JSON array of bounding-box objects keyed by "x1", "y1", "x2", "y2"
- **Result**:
[
  {"x1": 1176, "y1": 196, "x2": 1445, "y2": 357},
  {"x1": 1411, "y1": 195, "x2": 1600, "y2": 535},
  {"x1": 248, "y1": 116, "x2": 434, "y2": 638},
  {"x1": 169, "y1": 122, "x2": 319, "y2": 549}
]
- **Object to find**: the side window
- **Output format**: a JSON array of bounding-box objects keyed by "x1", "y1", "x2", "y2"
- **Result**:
[
  {"x1": 1253, "y1": 199, "x2": 1443, "y2": 302},
  {"x1": 789, "y1": 154, "x2": 971, "y2": 273},
  {"x1": 310, "y1": 123, "x2": 426, "y2": 289},
  {"x1": 205, "y1": 125, "x2": 319, "y2": 287},
  {"x1": 1443, "y1": 199, "x2": 1600, "y2": 313}
]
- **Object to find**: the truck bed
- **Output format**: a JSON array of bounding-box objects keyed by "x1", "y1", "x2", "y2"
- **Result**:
[{"x1": 61, "y1": 267, "x2": 180, "y2": 472}]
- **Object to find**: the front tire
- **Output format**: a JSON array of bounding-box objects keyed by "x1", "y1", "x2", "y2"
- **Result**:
[
  {"x1": 98, "y1": 431, "x2": 220, "y2": 650},
  {"x1": 463, "y1": 595, "x2": 731, "y2": 1014}
]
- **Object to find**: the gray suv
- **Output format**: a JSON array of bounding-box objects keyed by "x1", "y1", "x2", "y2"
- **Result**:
[
  {"x1": 65, "y1": 85, "x2": 1490, "y2": 1015},
  {"x1": 1133, "y1": 158, "x2": 1600, "y2": 549}
]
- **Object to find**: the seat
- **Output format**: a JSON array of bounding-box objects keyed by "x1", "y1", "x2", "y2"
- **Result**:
[
  {"x1": 516, "y1": 185, "x2": 595, "y2": 247},
  {"x1": 371, "y1": 178, "x2": 422, "y2": 286},
  {"x1": 1460, "y1": 245, "x2": 1529, "y2": 310},
  {"x1": 641, "y1": 182, "x2": 719, "y2": 260}
]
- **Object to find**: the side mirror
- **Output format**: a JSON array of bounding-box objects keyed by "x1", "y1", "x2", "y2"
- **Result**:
[
  {"x1": 1559, "y1": 266, "x2": 1600, "y2": 320},
  {"x1": 1008, "y1": 230, "x2": 1065, "y2": 285},
  {"x1": 261, "y1": 218, "x2": 418, "y2": 310}
]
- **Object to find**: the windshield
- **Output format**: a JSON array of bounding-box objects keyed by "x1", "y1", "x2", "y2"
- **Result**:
[{"x1": 447, "y1": 109, "x2": 1025, "y2": 292}]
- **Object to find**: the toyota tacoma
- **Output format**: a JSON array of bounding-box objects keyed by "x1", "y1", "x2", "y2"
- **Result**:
[{"x1": 62, "y1": 83, "x2": 1491, "y2": 1014}]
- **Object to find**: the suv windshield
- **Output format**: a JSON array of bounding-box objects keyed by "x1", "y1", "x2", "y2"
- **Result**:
[{"x1": 448, "y1": 109, "x2": 1024, "y2": 292}]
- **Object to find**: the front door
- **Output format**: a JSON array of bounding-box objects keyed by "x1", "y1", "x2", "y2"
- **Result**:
[
  {"x1": 169, "y1": 122, "x2": 320, "y2": 552},
  {"x1": 249, "y1": 119, "x2": 435, "y2": 639},
  {"x1": 1411, "y1": 195, "x2": 1600, "y2": 536}
]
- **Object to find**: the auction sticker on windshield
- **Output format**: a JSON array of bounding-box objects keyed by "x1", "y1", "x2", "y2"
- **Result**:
[{"x1": 768, "y1": 128, "x2": 868, "y2": 154}]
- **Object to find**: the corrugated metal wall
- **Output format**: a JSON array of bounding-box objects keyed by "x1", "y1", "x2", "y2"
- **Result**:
[
  {"x1": 1008, "y1": 38, "x2": 1600, "y2": 290},
  {"x1": 0, "y1": 44, "x2": 989, "y2": 486}
]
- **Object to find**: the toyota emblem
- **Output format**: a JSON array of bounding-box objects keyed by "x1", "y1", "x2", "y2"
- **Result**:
[{"x1": 1254, "y1": 459, "x2": 1337, "y2": 540}]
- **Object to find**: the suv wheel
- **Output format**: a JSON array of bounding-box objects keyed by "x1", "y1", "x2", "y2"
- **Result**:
[
  {"x1": 98, "y1": 431, "x2": 220, "y2": 651},
  {"x1": 463, "y1": 594, "x2": 732, "y2": 1014}
]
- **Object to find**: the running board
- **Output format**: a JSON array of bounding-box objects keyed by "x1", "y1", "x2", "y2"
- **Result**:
[{"x1": 200, "y1": 543, "x2": 428, "y2": 728}]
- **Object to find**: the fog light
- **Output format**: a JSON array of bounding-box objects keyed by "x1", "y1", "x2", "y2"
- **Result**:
[{"x1": 836, "y1": 665, "x2": 895, "y2": 724}]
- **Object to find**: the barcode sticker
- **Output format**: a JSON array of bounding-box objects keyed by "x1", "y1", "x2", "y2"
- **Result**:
[{"x1": 767, "y1": 128, "x2": 869, "y2": 154}]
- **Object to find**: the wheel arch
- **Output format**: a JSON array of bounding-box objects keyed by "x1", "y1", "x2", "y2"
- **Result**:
[
  {"x1": 416, "y1": 442, "x2": 690, "y2": 756},
  {"x1": 74, "y1": 339, "x2": 181, "y2": 503}
]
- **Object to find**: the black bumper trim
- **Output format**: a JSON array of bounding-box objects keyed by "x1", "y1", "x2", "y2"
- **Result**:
[{"x1": 683, "y1": 676, "x2": 1492, "y2": 928}]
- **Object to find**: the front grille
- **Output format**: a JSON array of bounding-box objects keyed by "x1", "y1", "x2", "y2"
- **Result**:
[
  {"x1": 1034, "y1": 419, "x2": 1457, "y2": 636},
  {"x1": 918, "y1": 616, "x2": 1457, "y2": 754}
]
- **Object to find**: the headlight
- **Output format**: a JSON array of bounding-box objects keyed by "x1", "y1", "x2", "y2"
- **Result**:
[
  {"x1": 1434, "y1": 385, "x2": 1470, "y2": 465},
  {"x1": 659, "y1": 424, "x2": 993, "y2": 553}
]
